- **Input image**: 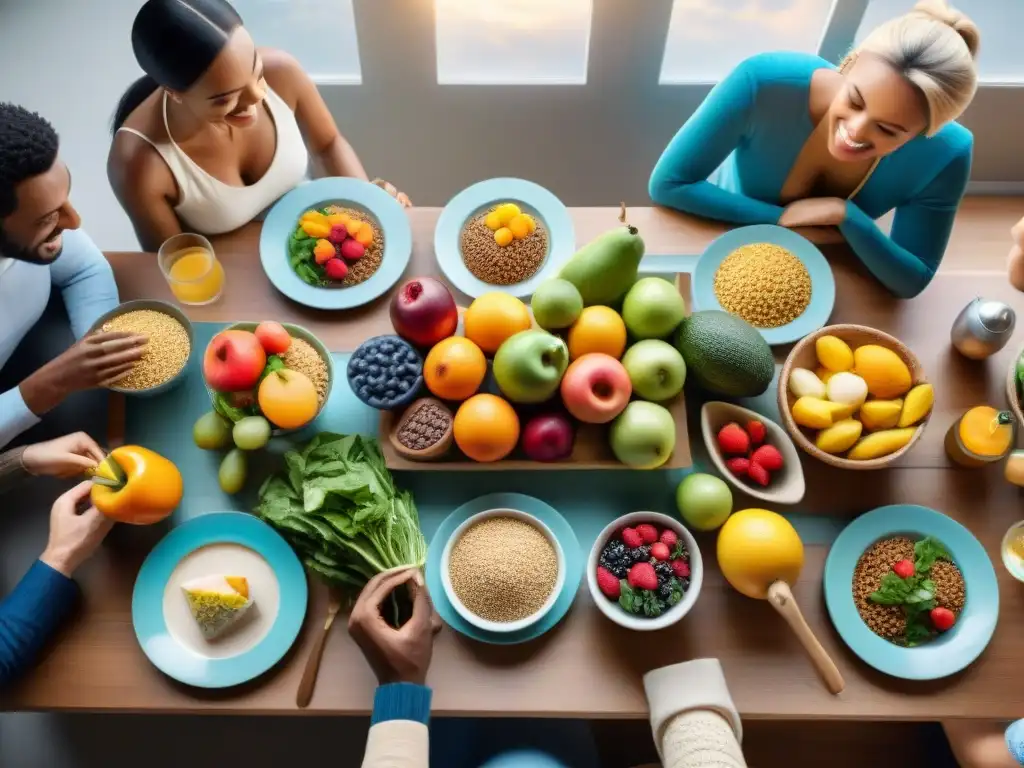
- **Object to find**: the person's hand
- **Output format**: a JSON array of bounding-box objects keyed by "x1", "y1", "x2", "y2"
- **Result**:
[
  {"x1": 1009, "y1": 217, "x2": 1024, "y2": 291},
  {"x1": 22, "y1": 432, "x2": 106, "y2": 478},
  {"x1": 19, "y1": 331, "x2": 147, "y2": 416},
  {"x1": 39, "y1": 481, "x2": 115, "y2": 577},
  {"x1": 348, "y1": 567, "x2": 439, "y2": 685},
  {"x1": 372, "y1": 178, "x2": 412, "y2": 208},
  {"x1": 778, "y1": 198, "x2": 847, "y2": 228}
]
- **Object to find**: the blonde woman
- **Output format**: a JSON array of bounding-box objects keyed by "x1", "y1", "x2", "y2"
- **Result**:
[{"x1": 649, "y1": 0, "x2": 979, "y2": 299}]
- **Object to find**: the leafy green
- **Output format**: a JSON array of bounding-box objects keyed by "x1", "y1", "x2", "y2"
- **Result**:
[
  {"x1": 914, "y1": 537, "x2": 951, "y2": 574},
  {"x1": 212, "y1": 392, "x2": 251, "y2": 423},
  {"x1": 288, "y1": 231, "x2": 326, "y2": 287},
  {"x1": 260, "y1": 355, "x2": 286, "y2": 382},
  {"x1": 618, "y1": 582, "x2": 663, "y2": 617},
  {"x1": 666, "y1": 577, "x2": 684, "y2": 607},
  {"x1": 254, "y1": 433, "x2": 427, "y2": 592}
]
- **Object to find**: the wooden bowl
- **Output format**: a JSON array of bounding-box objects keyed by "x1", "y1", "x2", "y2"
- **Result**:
[
  {"x1": 777, "y1": 324, "x2": 928, "y2": 470},
  {"x1": 388, "y1": 397, "x2": 454, "y2": 461},
  {"x1": 1006, "y1": 343, "x2": 1024, "y2": 428}
]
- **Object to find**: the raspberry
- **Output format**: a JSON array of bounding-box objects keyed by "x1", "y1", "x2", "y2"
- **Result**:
[
  {"x1": 671, "y1": 559, "x2": 690, "y2": 579},
  {"x1": 621, "y1": 527, "x2": 643, "y2": 548},
  {"x1": 650, "y1": 542, "x2": 670, "y2": 561},
  {"x1": 747, "y1": 460, "x2": 770, "y2": 486},
  {"x1": 596, "y1": 566, "x2": 621, "y2": 599},
  {"x1": 751, "y1": 444, "x2": 784, "y2": 472},
  {"x1": 635, "y1": 524, "x2": 658, "y2": 544}
]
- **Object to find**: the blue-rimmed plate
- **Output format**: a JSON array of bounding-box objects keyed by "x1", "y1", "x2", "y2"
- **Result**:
[
  {"x1": 260, "y1": 177, "x2": 412, "y2": 310},
  {"x1": 426, "y1": 493, "x2": 581, "y2": 645},
  {"x1": 692, "y1": 224, "x2": 835, "y2": 345},
  {"x1": 434, "y1": 178, "x2": 575, "y2": 299},
  {"x1": 133, "y1": 512, "x2": 308, "y2": 688},
  {"x1": 824, "y1": 504, "x2": 998, "y2": 681}
]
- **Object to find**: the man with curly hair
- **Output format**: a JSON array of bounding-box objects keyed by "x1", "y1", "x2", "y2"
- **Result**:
[{"x1": 0, "y1": 103, "x2": 147, "y2": 448}]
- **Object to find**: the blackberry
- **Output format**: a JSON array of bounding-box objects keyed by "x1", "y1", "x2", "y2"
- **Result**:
[
  {"x1": 606, "y1": 562, "x2": 628, "y2": 579},
  {"x1": 658, "y1": 582, "x2": 674, "y2": 601},
  {"x1": 654, "y1": 561, "x2": 673, "y2": 585},
  {"x1": 624, "y1": 544, "x2": 651, "y2": 566},
  {"x1": 600, "y1": 541, "x2": 626, "y2": 566}
]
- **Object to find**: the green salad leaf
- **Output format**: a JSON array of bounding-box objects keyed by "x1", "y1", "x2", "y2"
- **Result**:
[
  {"x1": 212, "y1": 392, "x2": 251, "y2": 423},
  {"x1": 914, "y1": 536, "x2": 952, "y2": 574},
  {"x1": 255, "y1": 433, "x2": 427, "y2": 592},
  {"x1": 260, "y1": 355, "x2": 286, "y2": 381}
]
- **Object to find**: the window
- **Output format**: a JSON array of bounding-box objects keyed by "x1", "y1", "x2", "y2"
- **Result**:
[
  {"x1": 434, "y1": 0, "x2": 592, "y2": 85},
  {"x1": 233, "y1": 0, "x2": 362, "y2": 84},
  {"x1": 659, "y1": 0, "x2": 837, "y2": 84},
  {"x1": 857, "y1": 0, "x2": 1022, "y2": 83}
]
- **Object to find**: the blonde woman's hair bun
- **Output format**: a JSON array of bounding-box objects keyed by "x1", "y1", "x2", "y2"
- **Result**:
[{"x1": 912, "y1": 0, "x2": 980, "y2": 58}]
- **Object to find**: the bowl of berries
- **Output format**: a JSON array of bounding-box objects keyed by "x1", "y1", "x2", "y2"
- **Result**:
[
  {"x1": 588, "y1": 511, "x2": 702, "y2": 631},
  {"x1": 701, "y1": 402, "x2": 805, "y2": 505}
]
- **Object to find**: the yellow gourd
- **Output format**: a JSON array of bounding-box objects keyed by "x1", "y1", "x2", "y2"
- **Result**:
[
  {"x1": 859, "y1": 399, "x2": 903, "y2": 431},
  {"x1": 846, "y1": 427, "x2": 917, "y2": 461},
  {"x1": 898, "y1": 384, "x2": 934, "y2": 427},
  {"x1": 815, "y1": 335, "x2": 854, "y2": 372},
  {"x1": 852, "y1": 345, "x2": 912, "y2": 399},
  {"x1": 816, "y1": 419, "x2": 863, "y2": 454},
  {"x1": 791, "y1": 397, "x2": 834, "y2": 430}
]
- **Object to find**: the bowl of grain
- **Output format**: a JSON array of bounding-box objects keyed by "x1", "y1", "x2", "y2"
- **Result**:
[
  {"x1": 441, "y1": 507, "x2": 565, "y2": 634},
  {"x1": 87, "y1": 300, "x2": 193, "y2": 397}
]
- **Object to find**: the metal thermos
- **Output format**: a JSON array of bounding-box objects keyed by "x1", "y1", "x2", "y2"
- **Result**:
[{"x1": 950, "y1": 298, "x2": 1016, "y2": 360}]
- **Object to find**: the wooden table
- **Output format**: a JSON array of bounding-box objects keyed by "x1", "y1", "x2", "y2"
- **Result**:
[{"x1": 4, "y1": 206, "x2": 1023, "y2": 720}]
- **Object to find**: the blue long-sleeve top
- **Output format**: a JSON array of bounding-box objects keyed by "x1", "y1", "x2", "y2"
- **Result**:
[
  {"x1": 0, "y1": 228, "x2": 119, "y2": 447},
  {"x1": 649, "y1": 52, "x2": 973, "y2": 299}
]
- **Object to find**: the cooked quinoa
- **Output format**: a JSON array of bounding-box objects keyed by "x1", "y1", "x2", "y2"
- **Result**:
[
  {"x1": 100, "y1": 310, "x2": 189, "y2": 390},
  {"x1": 280, "y1": 337, "x2": 329, "y2": 405},
  {"x1": 713, "y1": 243, "x2": 811, "y2": 328}
]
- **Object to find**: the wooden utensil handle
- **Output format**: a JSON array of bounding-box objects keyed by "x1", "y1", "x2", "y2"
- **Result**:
[
  {"x1": 296, "y1": 616, "x2": 335, "y2": 708},
  {"x1": 767, "y1": 581, "x2": 845, "y2": 695}
]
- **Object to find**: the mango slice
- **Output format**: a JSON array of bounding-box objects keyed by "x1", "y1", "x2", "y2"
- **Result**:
[
  {"x1": 898, "y1": 384, "x2": 934, "y2": 428},
  {"x1": 816, "y1": 335, "x2": 854, "y2": 372},
  {"x1": 816, "y1": 419, "x2": 863, "y2": 454},
  {"x1": 792, "y1": 396, "x2": 834, "y2": 430},
  {"x1": 860, "y1": 399, "x2": 903, "y2": 431},
  {"x1": 846, "y1": 427, "x2": 917, "y2": 461}
]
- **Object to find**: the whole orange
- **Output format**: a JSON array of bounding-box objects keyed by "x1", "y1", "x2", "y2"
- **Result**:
[
  {"x1": 567, "y1": 306, "x2": 627, "y2": 360},
  {"x1": 464, "y1": 292, "x2": 532, "y2": 355},
  {"x1": 258, "y1": 369, "x2": 319, "y2": 429},
  {"x1": 453, "y1": 394, "x2": 520, "y2": 462},
  {"x1": 424, "y1": 337, "x2": 487, "y2": 401}
]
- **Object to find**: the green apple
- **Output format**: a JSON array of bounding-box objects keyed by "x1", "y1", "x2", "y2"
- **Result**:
[
  {"x1": 675, "y1": 473, "x2": 732, "y2": 531},
  {"x1": 492, "y1": 330, "x2": 569, "y2": 403},
  {"x1": 609, "y1": 401, "x2": 676, "y2": 469},
  {"x1": 622, "y1": 277, "x2": 687, "y2": 339},
  {"x1": 621, "y1": 339, "x2": 686, "y2": 401},
  {"x1": 531, "y1": 279, "x2": 583, "y2": 330}
]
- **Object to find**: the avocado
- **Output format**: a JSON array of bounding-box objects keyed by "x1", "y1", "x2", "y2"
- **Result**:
[
  {"x1": 557, "y1": 225, "x2": 645, "y2": 307},
  {"x1": 675, "y1": 310, "x2": 774, "y2": 397}
]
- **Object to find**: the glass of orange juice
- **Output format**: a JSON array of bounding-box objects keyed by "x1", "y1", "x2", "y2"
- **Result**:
[
  {"x1": 945, "y1": 405, "x2": 1016, "y2": 467},
  {"x1": 158, "y1": 233, "x2": 224, "y2": 306}
]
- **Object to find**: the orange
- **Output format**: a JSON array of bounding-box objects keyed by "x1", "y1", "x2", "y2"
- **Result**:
[
  {"x1": 464, "y1": 292, "x2": 532, "y2": 355},
  {"x1": 424, "y1": 337, "x2": 487, "y2": 401},
  {"x1": 567, "y1": 306, "x2": 627, "y2": 360},
  {"x1": 453, "y1": 394, "x2": 520, "y2": 462},
  {"x1": 258, "y1": 369, "x2": 319, "y2": 429}
]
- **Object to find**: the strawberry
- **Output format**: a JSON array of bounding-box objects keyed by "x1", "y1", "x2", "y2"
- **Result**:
[
  {"x1": 324, "y1": 258, "x2": 348, "y2": 281},
  {"x1": 659, "y1": 529, "x2": 678, "y2": 548},
  {"x1": 892, "y1": 559, "x2": 915, "y2": 579},
  {"x1": 930, "y1": 606, "x2": 956, "y2": 632},
  {"x1": 717, "y1": 422, "x2": 750, "y2": 455},
  {"x1": 596, "y1": 566, "x2": 621, "y2": 599},
  {"x1": 635, "y1": 523, "x2": 658, "y2": 545},
  {"x1": 328, "y1": 225, "x2": 348, "y2": 245},
  {"x1": 751, "y1": 444, "x2": 784, "y2": 472},
  {"x1": 747, "y1": 420, "x2": 767, "y2": 445},
  {"x1": 725, "y1": 457, "x2": 750, "y2": 477},
  {"x1": 627, "y1": 562, "x2": 658, "y2": 591},
  {"x1": 671, "y1": 559, "x2": 691, "y2": 579},
  {"x1": 747, "y1": 460, "x2": 770, "y2": 486},
  {"x1": 621, "y1": 527, "x2": 644, "y2": 549},
  {"x1": 651, "y1": 542, "x2": 671, "y2": 561}
]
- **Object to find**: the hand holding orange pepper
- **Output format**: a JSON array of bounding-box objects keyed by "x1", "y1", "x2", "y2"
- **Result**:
[{"x1": 90, "y1": 445, "x2": 183, "y2": 525}]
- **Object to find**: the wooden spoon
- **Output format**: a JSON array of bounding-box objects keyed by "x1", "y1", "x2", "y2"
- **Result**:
[
  {"x1": 388, "y1": 398, "x2": 454, "y2": 461},
  {"x1": 296, "y1": 591, "x2": 344, "y2": 708},
  {"x1": 767, "y1": 581, "x2": 845, "y2": 695}
]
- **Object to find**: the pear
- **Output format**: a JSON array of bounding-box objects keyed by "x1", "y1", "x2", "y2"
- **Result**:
[{"x1": 558, "y1": 224, "x2": 645, "y2": 307}]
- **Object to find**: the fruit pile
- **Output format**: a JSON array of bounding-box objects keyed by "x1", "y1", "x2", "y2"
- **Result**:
[
  {"x1": 196, "y1": 322, "x2": 327, "y2": 493},
  {"x1": 788, "y1": 335, "x2": 933, "y2": 460},
  {"x1": 483, "y1": 202, "x2": 538, "y2": 247},
  {"x1": 596, "y1": 523, "x2": 691, "y2": 618},
  {"x1": 716, "y1": 420, "x2": 784, "y2": 487},
  {"x1": 289, "y1": 206, "x2": 380, "y2": 286}
]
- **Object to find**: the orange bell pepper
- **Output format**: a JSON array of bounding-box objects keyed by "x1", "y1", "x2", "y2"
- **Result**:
[
  {"x1": 300, "y1": 219, "x2": 331, "y2": 239},
  {"x1": 90, "y1": 445, "x2": 183, "y2": 525}
]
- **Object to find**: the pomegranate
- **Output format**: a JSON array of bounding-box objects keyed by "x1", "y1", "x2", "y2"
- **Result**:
[{"x1": 390, "y1": 277, "x2": 458, "y2": 348}]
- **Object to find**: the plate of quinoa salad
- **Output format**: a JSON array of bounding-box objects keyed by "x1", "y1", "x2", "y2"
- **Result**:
[
  {"x1": 692, "y1": 224, "x2": 835, "y2": 345},
  {"x1": 425, "y1": 492, "x2": 581, "y2": 645},
  {"x1": 434, "y1": 178, "x2": 574, "y2": 300},
  {"x1": 260, "y1": 178, "x2": 412, "y2": 310},
  {"x1": 824, "y1": 504, "x2": 999, "y2": 680}
]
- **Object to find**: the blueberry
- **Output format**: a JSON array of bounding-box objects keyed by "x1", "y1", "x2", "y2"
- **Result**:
[
  {"x1": 356, "y1": 359, "x2": 368, "y2": 372},
  {"x1": 385, "y1": 390, "x2": 396, "y2": 399},
  {"x1": 359, "y1": 386, "x2": 371, "y2": 398},
  {"x1": 368, "y1": 364, "x2": 381, "y2": 376},
  {"x1": 353, "y1": 374, "x2": 366, "y2": 388},
  {"x1": 397, "y1": 380, "x2": 410, "y2": 392},
  {"x1": 381, "y1": 342, "x2": 394, "y2": 355}
]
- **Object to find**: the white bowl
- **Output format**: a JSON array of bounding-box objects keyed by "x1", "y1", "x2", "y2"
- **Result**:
[
  {"x1": 586, "y1": 511, "x2": 703, "y2": 631},
  {"x1": 700, "y1": 401, "x2": 805, "y2": 505},
  {"x1": 441, "y1": 508, "x2": 566, "y2": 634}
]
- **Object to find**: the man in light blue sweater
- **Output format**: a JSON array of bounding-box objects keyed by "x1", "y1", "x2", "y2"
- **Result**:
[{"x1": 0, "y1": 103, "x2": 146, "y2": 448}]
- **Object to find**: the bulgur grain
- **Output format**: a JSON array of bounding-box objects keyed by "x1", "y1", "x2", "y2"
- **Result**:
[
  {"x1": 713, "y1": 243, "x2": 811, "y2": 328},
  {"x1": 932, "y1": 559, "x2": 967, "y2": 613},
  {"x1": 280, "y1": 337, "x2": 329, "y2": 405},
  {"x1": 852, "y1": 537, "x2": 914, "y2": 640},
  {"x1": 460, "y1": 211, "x2": 548, "y2": 286},
  {"x1": 449, "y1": 516, "x2": 558, "y2": 623},
  {"x1": 324, "y1": 205, "x2": 384, "y2": 286},
  {"x1": 100, "y1": 310, "x2": 189, "y2": 390}
]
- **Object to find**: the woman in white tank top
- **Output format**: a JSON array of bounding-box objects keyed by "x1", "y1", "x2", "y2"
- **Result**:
[{"x1": 108, "y1": 0, "x2": 409, "y2": 252}]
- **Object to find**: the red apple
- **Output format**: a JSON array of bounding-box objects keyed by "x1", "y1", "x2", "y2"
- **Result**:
[
  {"x1": 254, "y1": 321, "x2": 291, "y2": 355},
  {"x1": 390, "y1": 277, "x2": 458, "y2": 348},
  {"x1": 521, "y1": 413, "x2": 575, "y2": 462},
  {"x1": 560, "y1": 353, "x2": 632, "y2": 424},
  {"x1": 204, "y1": 330, "x2": 267, "y2": 392}
]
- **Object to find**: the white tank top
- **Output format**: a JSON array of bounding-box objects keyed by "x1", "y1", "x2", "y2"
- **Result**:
[{"x1": 117, "y1": 87, "x2": 309, "y2": 235}]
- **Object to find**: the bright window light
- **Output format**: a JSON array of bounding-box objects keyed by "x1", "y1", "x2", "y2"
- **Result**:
[
  {"x1": 435, "y1": 0, "x2": 592, "y2": 85},
  {"x1": 233, "y1": 0, "x2": 362, "y2": 84},
  {"x1": 659, "y1": 0, "x2": 836, "y2": 84},
  {"x1": 857, "y1": 0, "x2": 1021, "y2": 83}
]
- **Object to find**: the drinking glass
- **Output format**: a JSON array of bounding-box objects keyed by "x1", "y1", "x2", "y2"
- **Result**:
[
  {"x1": 1002, "y1": 521, "x2": 1024, "y2": 583},
  {"x1": 158, "y1": 233, "x2": 225, "y2": 306}
]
